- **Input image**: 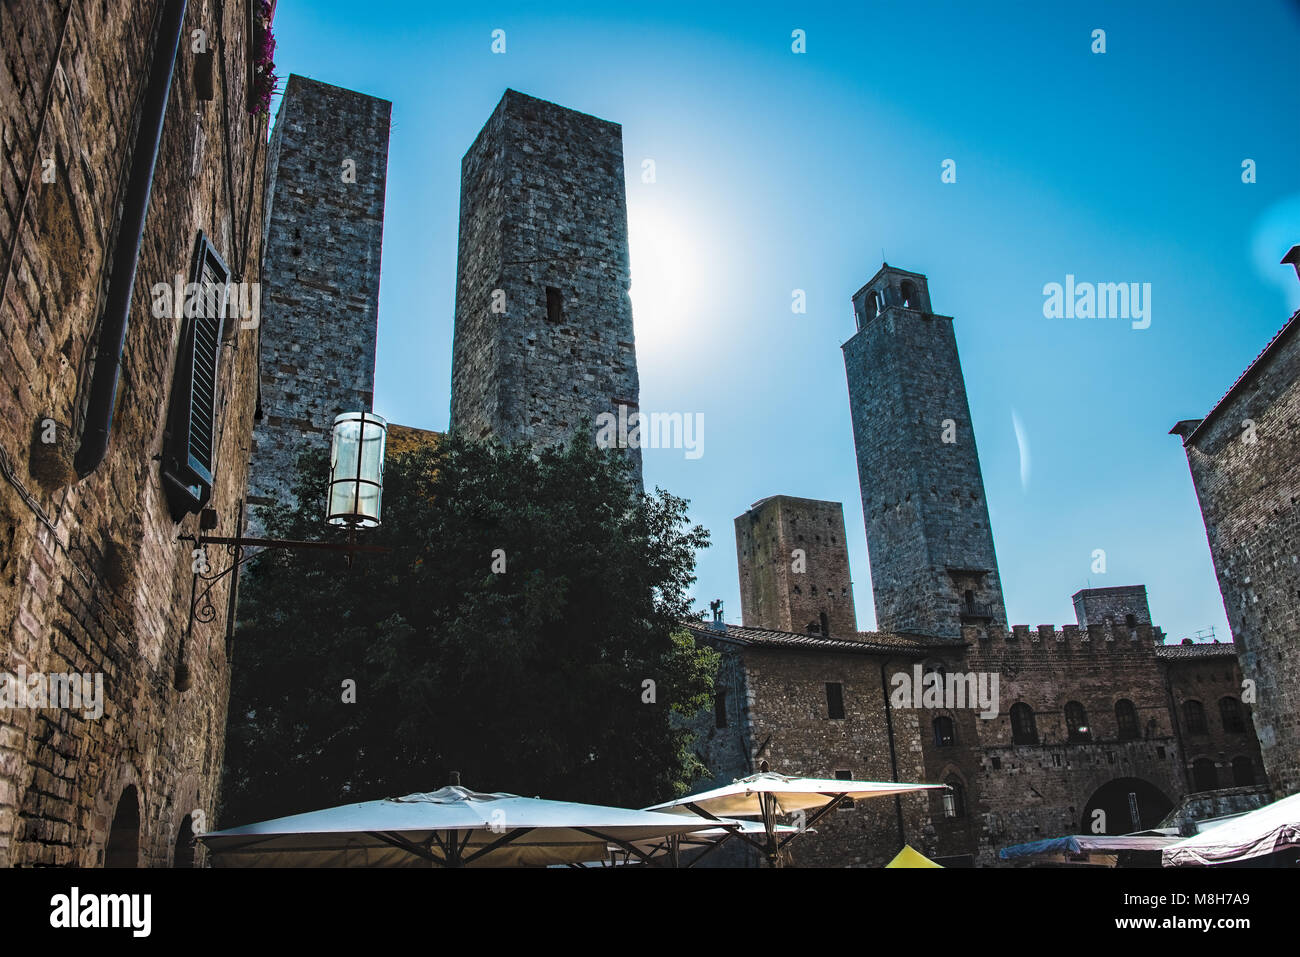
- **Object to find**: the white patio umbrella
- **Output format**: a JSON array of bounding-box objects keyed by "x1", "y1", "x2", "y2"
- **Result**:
[
  {"x1": 646, "y1": 769, "x2": 947, "y2": 867},
  {"x1": 1162, "y1": 791, "x2": 1300, "y2": 867},
  {"x1": 200, "y1": 784, "x2": 721, "y2": 867}
]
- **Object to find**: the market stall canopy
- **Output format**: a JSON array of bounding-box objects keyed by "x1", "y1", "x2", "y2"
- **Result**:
[
  {"x1": 200, "y1": 785, "x2": 718, "y2": 867},
  {"x1": 1001, "y1": 833, "x2": 1181, "y2": 866},
  {"x1": 887, "y1": 845, "x2": 942, "y2": 868},
  {"x1": 1162, "y1": 791, "x2": 1300, "y2": 867}
]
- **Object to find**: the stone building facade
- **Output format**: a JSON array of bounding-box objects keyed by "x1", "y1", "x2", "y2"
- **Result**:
[
  {"x1": 0, "y1": 0, "x2": 269, "y2": 865},
  {"x1": 449, "y1": 90, "x2": 641, "y2": 470},
  {"x1": 682, "y1": 619, "x2": 948, "y2": 867},
  {"x1": 1171, "y1": 299, "x2": 1300, "y2": 797},
  {"x1": 842, "y1": 266, "x2": 1007, "y2": 639},
  {"x1": 244, "y1": 74, "x2": 390, "y2": 536},
  {"x1": 735, "y1": 495, "x2": 856, "y2": 638},
  {"x1": 1159, "y1": 640, "x2": 1267, "y2": 795}
]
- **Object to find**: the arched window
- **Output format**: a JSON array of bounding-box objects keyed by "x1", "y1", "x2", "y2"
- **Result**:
[
  {"x1": 1125, "y1": 614, "x2": 1137, "y2": 628},
  {"x1": 900, "y1": 280, "x2": 918, "y2": 309},
  {"x1": 819, "y1": 611, "x2": 830, "y2": 637},
  {"x1": 942, "y1": 777, "x2": 965, "y2": 819},
  {"x1": 1115, "y1": 699, "x2": 1139, "y2": 741},
  {"x1": 1192, "y1": 758, "x2": 1218, "y2": 792},
  {"x1": 1184, "y1": 700, "x2": 1207, "y2": 735},
  {"x1": 1219, "y1": 697, "x2": 1246, "y2": 733},
  {"x1": 104, "y1": 785, "x2": 141, "y2": 868},
  {"x1": 1231, "y1": 757, "x2": 1255, "y2": 786},
  {"x1": 869, "y1": 291, "x2": 881, "y2": 317},
  {"x1": 1064, "y1": 701, "x2": 1091, "y2": 742},
  {"x1": 1010, "y1": 702, "x2": 1038, "y2": 745},
  {"x1": 933, "y1": 715, "x2": 956, "y2": 747},
  {"x1": 174, "y1": 814, "x2": 195, "y2": 868}
]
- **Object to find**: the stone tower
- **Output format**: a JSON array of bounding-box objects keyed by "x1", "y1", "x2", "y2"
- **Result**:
[
  {"x1": 449, "y1": 90, "x2": 640, "y2": 469},
  {"x1": 842, "y1": 265, "x2": 1006, "y2": 638},
  {"x1": 735, "y1": 496, "x2": 857, "y2": 636},
  {"x1": 245, "y1": 75, "x2": 391, "y2": 534}
]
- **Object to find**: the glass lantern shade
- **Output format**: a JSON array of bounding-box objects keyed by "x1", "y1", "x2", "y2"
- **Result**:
[{"x1": 327, "y1": 412, "x2": 387, "y2": 527}]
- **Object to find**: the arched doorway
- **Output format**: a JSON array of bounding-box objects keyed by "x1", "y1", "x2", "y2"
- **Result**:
[
  {"x1": 104, "y1": 785, "x2": 141, "y2": 868},
  {"x1": 1081, "y1": 777, "x2": 1173, "y2": 834},
  {"x1": 173, "y1": 814, "x2": 195, "y2": 868}
]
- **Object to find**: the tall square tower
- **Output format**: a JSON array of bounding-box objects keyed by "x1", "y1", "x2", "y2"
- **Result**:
[
  {"x1": 842, "y1": 265, "x2": 1006, "y2": 638},
  {"x1": 246, "y1": 75, "x2": 391, "y2": 534},
  {"x1": 449, "y1": 90, "x2": 640, "y2": 468},
  {"x1": 735, "y1": 496, "x2": 858, "y2": 636}
]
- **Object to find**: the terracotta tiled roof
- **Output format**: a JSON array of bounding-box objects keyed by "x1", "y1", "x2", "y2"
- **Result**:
[
  {"x1": 680, "y1": 620, "x2": 957, "y2": 656},
  {"x1": 1154, "y1": 641, "x2": 1238, "y2": 659}
]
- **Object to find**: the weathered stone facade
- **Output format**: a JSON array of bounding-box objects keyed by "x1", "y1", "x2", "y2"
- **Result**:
[
  {"x1": 949, "y1": 620, "x2": 1187, "y2": 865},
  {"x1": 842, "y1": 266, "x2": 1007, "y2": 638},
  {"x1": 1159, "y1": 640, "x2": 1267, "y2": 793},
  {"x1": 1171, "y1": 306, "x2": 1300, "y2": 796},
  {"x1": 735, "y1": 495, "x2": 856, "y2": 637},
  {"x1": 0, "y1": 0, "x2": 268, "y2": 865},
  {"x1": 683, "y1": 621, "x2": 943, "y2": 867},
  {"x1": 449, "y1": 90, "x2": 640, "y2": 471},
  {"x1": 244, "y1": 74, "x2": 390, "y2": 536}
]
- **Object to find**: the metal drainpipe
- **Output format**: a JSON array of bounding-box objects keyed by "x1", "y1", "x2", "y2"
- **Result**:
[
  {"x1": 74, "y1": 0, "x2": 189, "y2": 476},
  {"x1": 879, "y1": 656, "x2": 906, "y2": 848}
]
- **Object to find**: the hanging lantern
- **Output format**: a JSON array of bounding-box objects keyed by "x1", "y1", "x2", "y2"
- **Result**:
[{"x1": 327, "y1": 412, "x2": 387, "y2": 527}]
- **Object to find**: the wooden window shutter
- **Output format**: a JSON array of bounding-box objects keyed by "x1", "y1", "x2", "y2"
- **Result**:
[{"x1": 162, "y1": 233, "x2": 230, "y2": 520}]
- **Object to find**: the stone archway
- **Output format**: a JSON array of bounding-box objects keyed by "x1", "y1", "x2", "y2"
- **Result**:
[{"x1": 1081, "y1": 777, "x2": 1173, "y2": 835}]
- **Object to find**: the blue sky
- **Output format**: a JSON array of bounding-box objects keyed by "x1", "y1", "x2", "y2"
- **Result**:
[{"x1": 268, "y1": 1, "x2": 1300, "y2": 642}]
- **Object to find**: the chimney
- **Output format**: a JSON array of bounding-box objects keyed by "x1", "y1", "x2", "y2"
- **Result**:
[{"x1": 708, "y1": 599, "x2": 727, "y2": 633}]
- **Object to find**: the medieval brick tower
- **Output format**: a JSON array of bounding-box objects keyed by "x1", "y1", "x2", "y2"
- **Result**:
[
  {"x1": 735, "y1": 496, "x2": 857, "y2": 636},
  {"x1": 449, "y1": 90, "x2": 640, "y2": 468},
  {"x1": 842, "y1": 265, "x2": 1006, "y2": 638},
  {"x1": 245, "y1": 75, "x2": 391, "y2": 534}
]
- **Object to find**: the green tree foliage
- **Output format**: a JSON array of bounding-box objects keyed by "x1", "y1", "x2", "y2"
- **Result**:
[{"x1": 221, "y1": 433, "x2": 718, "y2": 825}]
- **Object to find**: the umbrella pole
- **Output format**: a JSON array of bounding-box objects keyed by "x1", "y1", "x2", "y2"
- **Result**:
[{"x1": 763, "y1": 793, "x2": 781, "y2": 868}]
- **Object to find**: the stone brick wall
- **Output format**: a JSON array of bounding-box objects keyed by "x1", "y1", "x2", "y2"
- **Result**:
[
  {"x1": 684, "y1": 625, "x2": 938, "y2": 867},
  {"x1": 956, "y1": 623, "x2": 1190, "y2": 865},
  {"x1": 1172, "y1": 313, "x2": 1300, "y2": 797},
  {"x1": 1160, "y1": 644, "x2": 1266, "y2": 792},
  {"x1": 0, "y1": 0, "x2": 266, "y2": 865},
  {"x1": 244, "y1": 74, "x2": 390, "y2": 536},
  {"x1": 449, "y1": 90, "x2": 640, "y2": 470},
  {"x1": 735, "y1": 496, "x2": 857, "y2": 637},
  {"x1": 842, "y1": 266, "x2": 1006, "y2": 638}
]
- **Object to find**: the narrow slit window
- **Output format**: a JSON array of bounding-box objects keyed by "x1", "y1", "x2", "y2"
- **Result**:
[
  {"x1": 826, "y1": 682, "x2": 845, "y2": 720},
  {"x1": 545, "y1": 286, "x2": 563, "y2": 323}
]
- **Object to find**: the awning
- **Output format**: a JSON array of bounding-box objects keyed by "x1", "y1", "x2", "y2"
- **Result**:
[
  {"x1": 1162, "y1": 791, "x2": 1300, "y2": 867},
  {"x1": 1001, "y1": 834, "x2": 1181, "y2": 863}
]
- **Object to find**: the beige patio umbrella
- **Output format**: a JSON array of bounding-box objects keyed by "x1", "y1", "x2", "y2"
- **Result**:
[{"x1": 646, "y1": 769, "x2": 947, "y2": 867}]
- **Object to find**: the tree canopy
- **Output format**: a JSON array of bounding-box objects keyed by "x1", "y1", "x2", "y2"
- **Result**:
[{"x1": 221, "y1": 433, "x2": 718, "y2": 825}]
